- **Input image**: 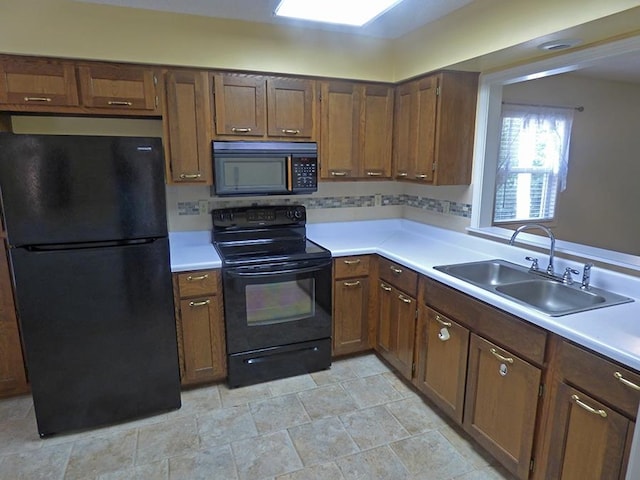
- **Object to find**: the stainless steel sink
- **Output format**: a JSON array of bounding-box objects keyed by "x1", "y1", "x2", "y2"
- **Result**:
[
  {"x1": 434, "y1": 259, "x2": 634, "y2": 316},
  {"x1": 434, "y1": 259, "x2": 532, "y2": 286}
]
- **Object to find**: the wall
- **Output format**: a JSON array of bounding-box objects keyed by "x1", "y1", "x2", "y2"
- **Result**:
[
  {"x1": 502, "y1": 74, "x2": 640, "y2": 255},
  {"x1": 1, "y1": 0, "x2": 639, "y2": 82}
]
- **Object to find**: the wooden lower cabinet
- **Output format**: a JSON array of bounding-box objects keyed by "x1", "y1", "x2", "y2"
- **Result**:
[
  {"x1": 413, "y1": 305, "x2": 469, "y2": 423},
  {"x1": 546, "y1": 383, "x2": 630, "y2": 480},
  {"x1": 376, "y1": 280, "x2": 416, "y2": 380},
  {"x1": 463, "y1": 334, "x2": 541, "y2": 479},
  {"x1": 174, "y1": 269, "x2": 226, "y2": 385},
  {"x1": 0, "y1": 239, "x2": 28, "y2": 397}
]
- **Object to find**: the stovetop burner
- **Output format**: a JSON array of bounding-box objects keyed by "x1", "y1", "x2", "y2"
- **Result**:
[{"x1": 211, "y1": 205, "x2": 330, "y2": 266}]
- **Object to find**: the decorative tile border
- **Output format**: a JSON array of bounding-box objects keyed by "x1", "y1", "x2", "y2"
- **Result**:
[{"x1": 177, "y1": 195, "x2": 472, "y2": 218}]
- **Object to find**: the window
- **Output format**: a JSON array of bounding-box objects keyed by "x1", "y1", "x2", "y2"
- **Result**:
[{"x1": 493, "y1": 104, "x2": 574, "y2": 223}]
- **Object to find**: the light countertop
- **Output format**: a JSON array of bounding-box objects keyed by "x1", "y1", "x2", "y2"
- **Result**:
[{"x1": 170, "y1": 219, "x2": 640, "y2": 372}]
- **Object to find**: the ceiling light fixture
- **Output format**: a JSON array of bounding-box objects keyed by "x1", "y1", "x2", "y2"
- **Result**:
[
  {"x1": 274, "y1": 0, "x2": 404, "y2": 27},
  {"x1": 537, "y1": 38, "x2": 583, "y2": 51}
]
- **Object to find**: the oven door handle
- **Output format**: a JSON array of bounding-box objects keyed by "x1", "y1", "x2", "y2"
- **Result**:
[{"x1": 226, "y1": 261, "x2": 331, "y2": 277}]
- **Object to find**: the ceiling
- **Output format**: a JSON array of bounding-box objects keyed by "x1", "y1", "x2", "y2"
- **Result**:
[{"x1": 73, "y1": 0, "x2": 475, "y2": 39}]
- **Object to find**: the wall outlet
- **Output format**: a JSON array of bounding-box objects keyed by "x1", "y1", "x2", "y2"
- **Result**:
[
  {"x1": 199, "y1": 200, "x2": 210, "y2": 215},
  {"x1": 375, "y1": 193, "x2": 382, "y2": 207},
  {"x1": 442, "y1": 200, "x2": 450, "y2": 214}
]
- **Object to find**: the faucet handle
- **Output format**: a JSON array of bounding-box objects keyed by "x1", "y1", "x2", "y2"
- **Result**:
[
  {"x1": 581, "y1": 263, "x2": 593, "y2": 290},
  {"x1": 525, "y1": 256, "x2": 539, "y2": 271},
  {"x1": 563, "y1": 267, "x2": 580, "y2": 285}
]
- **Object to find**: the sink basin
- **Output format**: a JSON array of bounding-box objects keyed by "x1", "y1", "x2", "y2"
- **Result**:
[
  {"x1": 434, "y1": 259, "x2": 634, "y2": 316},
  {"x1": 434, "y1": 259, "x2": 532, "y2": 287}
]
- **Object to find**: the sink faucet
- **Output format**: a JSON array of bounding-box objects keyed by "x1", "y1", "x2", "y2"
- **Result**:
[{"x1": 509, "y1": 224, "x2": 556, "y2": 275}]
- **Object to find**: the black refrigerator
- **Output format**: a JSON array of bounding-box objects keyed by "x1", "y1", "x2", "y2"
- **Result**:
[{"x1": 0, "y1": 133, "x2": 181, "y2": 437}]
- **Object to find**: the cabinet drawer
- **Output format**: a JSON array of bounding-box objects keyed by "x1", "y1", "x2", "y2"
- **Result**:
[
  {"x1": 177, "y1": 270, "x2": 219, "y2": 297},
  {"x1": 379, "y1": 257, "x2": 418, "y2": 296},
  {"x1": 334, "y1": 255, "x2": 370, "y2": 279},
  {"x1": 559, "y1": 341, "x2": 640, "y2": 419}
]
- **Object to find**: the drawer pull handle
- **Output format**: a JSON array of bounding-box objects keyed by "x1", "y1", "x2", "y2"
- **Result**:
[
  {"x1": 231, "y1": 127, "x2": 252, "y2": 133},
  {"x1": 189, "y1": 299, "x2": 210, "y2": 308},
  {"x1": 366, "y1": 171, "x2": 382, "y2": 176},
  {"x1": 24, "y1": 96, "x2": 52, "y2": 102},
  {"x1": 107, "y1": 100, "x2": 133, "y2": 106},
  {"x1": 435, "y1": 314, "x2": 452, "y2": 328},
  {"x1": 396, "y1": 172, "x2": 408, "y2": 177},
  {"x1": 614, "y1": 371, "x2": 640, "y2": 391},
  {"x1": 343, "y1": 259, "x2": 361, "y2": 265},
  {"x1": 571, "y1": 394, "x2": 607, "y2": 418},
  {"x1": 179, "y1": 173, "x2": 202, "y2": 179},
  {"x1": 390, "y1": 266, "x2": 403, "y2": 275},
  {"x1": 331, "y1": 171, "x2": 348, "y2": 177},
  {"x1": 415, "y1": 174, "x2": 428, "y2": 179},
  {"x1": 281, "y1": 129, "x2": 300, "y2": 135},
  {"x1": 380, "y1": 283, "x2": 392, "y2": 292},
  {"x1": 187, "y1": 273, "x2": 209, "y2": 282},
  {"x1": 490, "y1": 348, "x2": 514, "y2": 364},
  {"x1": 398, "y1": 294, "x2": 412, "y2": 304},
  {"x1": 343, "y1": 280, "x2": 361, "y2": 287}
]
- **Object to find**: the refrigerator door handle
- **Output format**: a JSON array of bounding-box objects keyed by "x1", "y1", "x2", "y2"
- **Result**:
[{"x1": 25, "y1": 238, "x2": 159, "y2": 252}]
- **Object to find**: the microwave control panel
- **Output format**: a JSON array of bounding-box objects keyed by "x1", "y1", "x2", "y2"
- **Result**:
[{"x1": 290, "y1": 157, "x2": 318, "y2": 192}]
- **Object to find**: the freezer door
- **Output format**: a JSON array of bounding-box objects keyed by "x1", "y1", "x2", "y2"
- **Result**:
[
  {"x1": 0, "y1": 134, "x2": 167, "y2": 246},
  {"x1": 10, "y1": 238, "x2": 181, "y2": 436}
]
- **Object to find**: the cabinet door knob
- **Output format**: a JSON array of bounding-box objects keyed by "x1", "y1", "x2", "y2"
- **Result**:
[
  {"x1": 343, "y1": 259, "x2": 361, "y2": 265},
  {"x1": 281, "y1": 129, "x2": 300, "y2": 135},
  {"x1": 343, "y1": 280, "x2": 361, "y2": 287},
  {"x1": 231, "y1": 127, "x2": 252, "y2": 133},
  {"x1": 380, "y1": 283, "x2": 392, "y2": 292},
  {"x1": 435, "y1": 314, "x2": 452, "y2": 328},
  {"x1": 331, "y1": 171, "x2": 348, "y2": 177},
  {"x1": 614, "y1": 371, "x2": 640, "y2": 391},
  {"x1": 24, "y1": 96, "x2": 52, "y2": 102},
  {"x1": 415, "y1": 174, "x2": 428, "y2": 179},
  {"x1": 490, "y1": 348, "x2": 514, "y2": 364},
  {"x1": 179, "y1": 173, "x2": 202, "y2": 179},
  {"x1": 366, "y1": 171, "x2": 383, "y2": 176},
  {"x1": 390, "y1": 265, "x2": 403, "y2": 275},
  {"x1": 396, "y1": 172, "x2": 408, "y2": 177},
  {"x1": 571, "y1": 394, "x2": 607, "y2": 418},
  {"x1": 398, "y1": 294, "x2": 412, "y2": 304},
  {"x1": 107, "y1": 100, "x2": 133, "y2": 106}
]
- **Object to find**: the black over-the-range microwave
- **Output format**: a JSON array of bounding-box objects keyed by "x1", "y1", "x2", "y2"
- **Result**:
[{"x1": 212, "y1": 141, "x2": 318, "y2": 196}]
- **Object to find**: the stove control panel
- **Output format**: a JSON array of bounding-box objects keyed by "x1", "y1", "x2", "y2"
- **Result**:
[{"x1": 212, "y1": 205, "x2": 306, "y2": 229}]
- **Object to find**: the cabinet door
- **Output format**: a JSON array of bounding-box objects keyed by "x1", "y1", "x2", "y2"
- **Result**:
[
  {"x1": 376, "y1": 282, "x2": 416, "y2": 380},
  {"x1": 78, "y1": 64, "x2": 159, "y2": 113},
  {"x1": 179, "y1": 294, "x2": 226, "y2": 385},
  {"x1": 0, "y1": 57, "x2": 79, "y2": 107},
  {"x1": 546, "y1": 383, "x2": 630, "y2": 480},
  {"x1": 360, "y1": 84, "x2": 393, "y2": 178},
  {"x1": 393, "y1": 82, "x2": 415, "y2": 180},
  {"x1": 333, "y1": 276, "x2": 369, "y2": 356},
  {"x1": 213, "y1": 73, "x2": 265, "y2": 137},
  {"x1": 412, "y1": 75, "x2": 438, "y2": 183},
  {"x1": 320, "y1": 81, "x2": 358, "y2": 179},
  {"x1": 414, "y1": 305, "x2": 469, "y2": 423},
  {"x1": 464, "y1": 333, "x2": 541, "y2": 480},
  {"x1": 266, "y1": 77, "x2": 315, "y2": 138},
  {"x1": 164, "y1": 70, "x2": 212, "y2": 184},
  {"x1": 0, "y1": 239, "x2": 28, "y2": 397}
]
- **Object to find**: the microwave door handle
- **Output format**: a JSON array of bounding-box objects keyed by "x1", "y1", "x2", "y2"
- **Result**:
[{"x1": 286, "y1": 155, "x2": 293, "y2": 192}]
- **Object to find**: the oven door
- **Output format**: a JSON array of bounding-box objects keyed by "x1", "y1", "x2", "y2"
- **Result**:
[{"x1": 222, "y1": 258, "x2": 332, "y2": 354}]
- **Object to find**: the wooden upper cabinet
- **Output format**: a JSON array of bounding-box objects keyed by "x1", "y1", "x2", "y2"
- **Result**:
[
  {"x1": 266, "y1": 77, "x2": 314, "y2": 138},
  {"x1": 213, "y1": 73, "x2": 265, "y2": 137},
  {"x1": 393, "y1": 71, "x2": 478, "y2": 185},
  {"x1": 320, "y1": 80, "x2": 393, "y2": 180},
  {"x1": 0, "y1": 56, "x2": 79, "y2": 108},
  {"x1": 213, "y1": 73, "x2": 315, "y2": 140},
  {"x1": 77, "y1": 64, "x2": 160, "y2": 113},
  {"x1": 163, "y1": 70, "x2": 212, "y2": 184}
]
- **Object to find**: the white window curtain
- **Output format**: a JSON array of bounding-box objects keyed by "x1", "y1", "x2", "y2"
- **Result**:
[{"x1": 493, "y1": 103, "x2": 575, "y2": 223}]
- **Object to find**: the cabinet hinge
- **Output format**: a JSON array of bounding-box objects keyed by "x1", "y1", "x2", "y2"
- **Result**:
[
  {"x1": 411, "y1": 363, "x2": 416, "y2": 375},
  {"x1": 538, "y1": 384, "x2": 544, "y2": 397},
  {"x1": 155, "y1": 95, "x2": 159, "y2": 108},
  {"x1": 153, "y1": 74, "x2": 158, "y2": 86},
  {"x1": 432, "y1": 162, "x2": 437, "y2": 172},
  {"x1": 530, "y1": 458, "x2": 535, "y2": 472},
  {"x1": 435, "y1": 86, "x2": 441, "y2": 96}
]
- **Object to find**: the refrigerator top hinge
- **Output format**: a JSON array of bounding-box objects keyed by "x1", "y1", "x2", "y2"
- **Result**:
[
  {"x1": 530, "y1": 458, "x2": 535, "y2": 472},
  {"x1": 539, "y1": 383, "x2": 544, "y2": 397}
]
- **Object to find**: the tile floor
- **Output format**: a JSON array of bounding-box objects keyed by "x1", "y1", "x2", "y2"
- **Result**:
[{"x1": 0, "y1": 353, "x2": 517, "y2": 480}]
